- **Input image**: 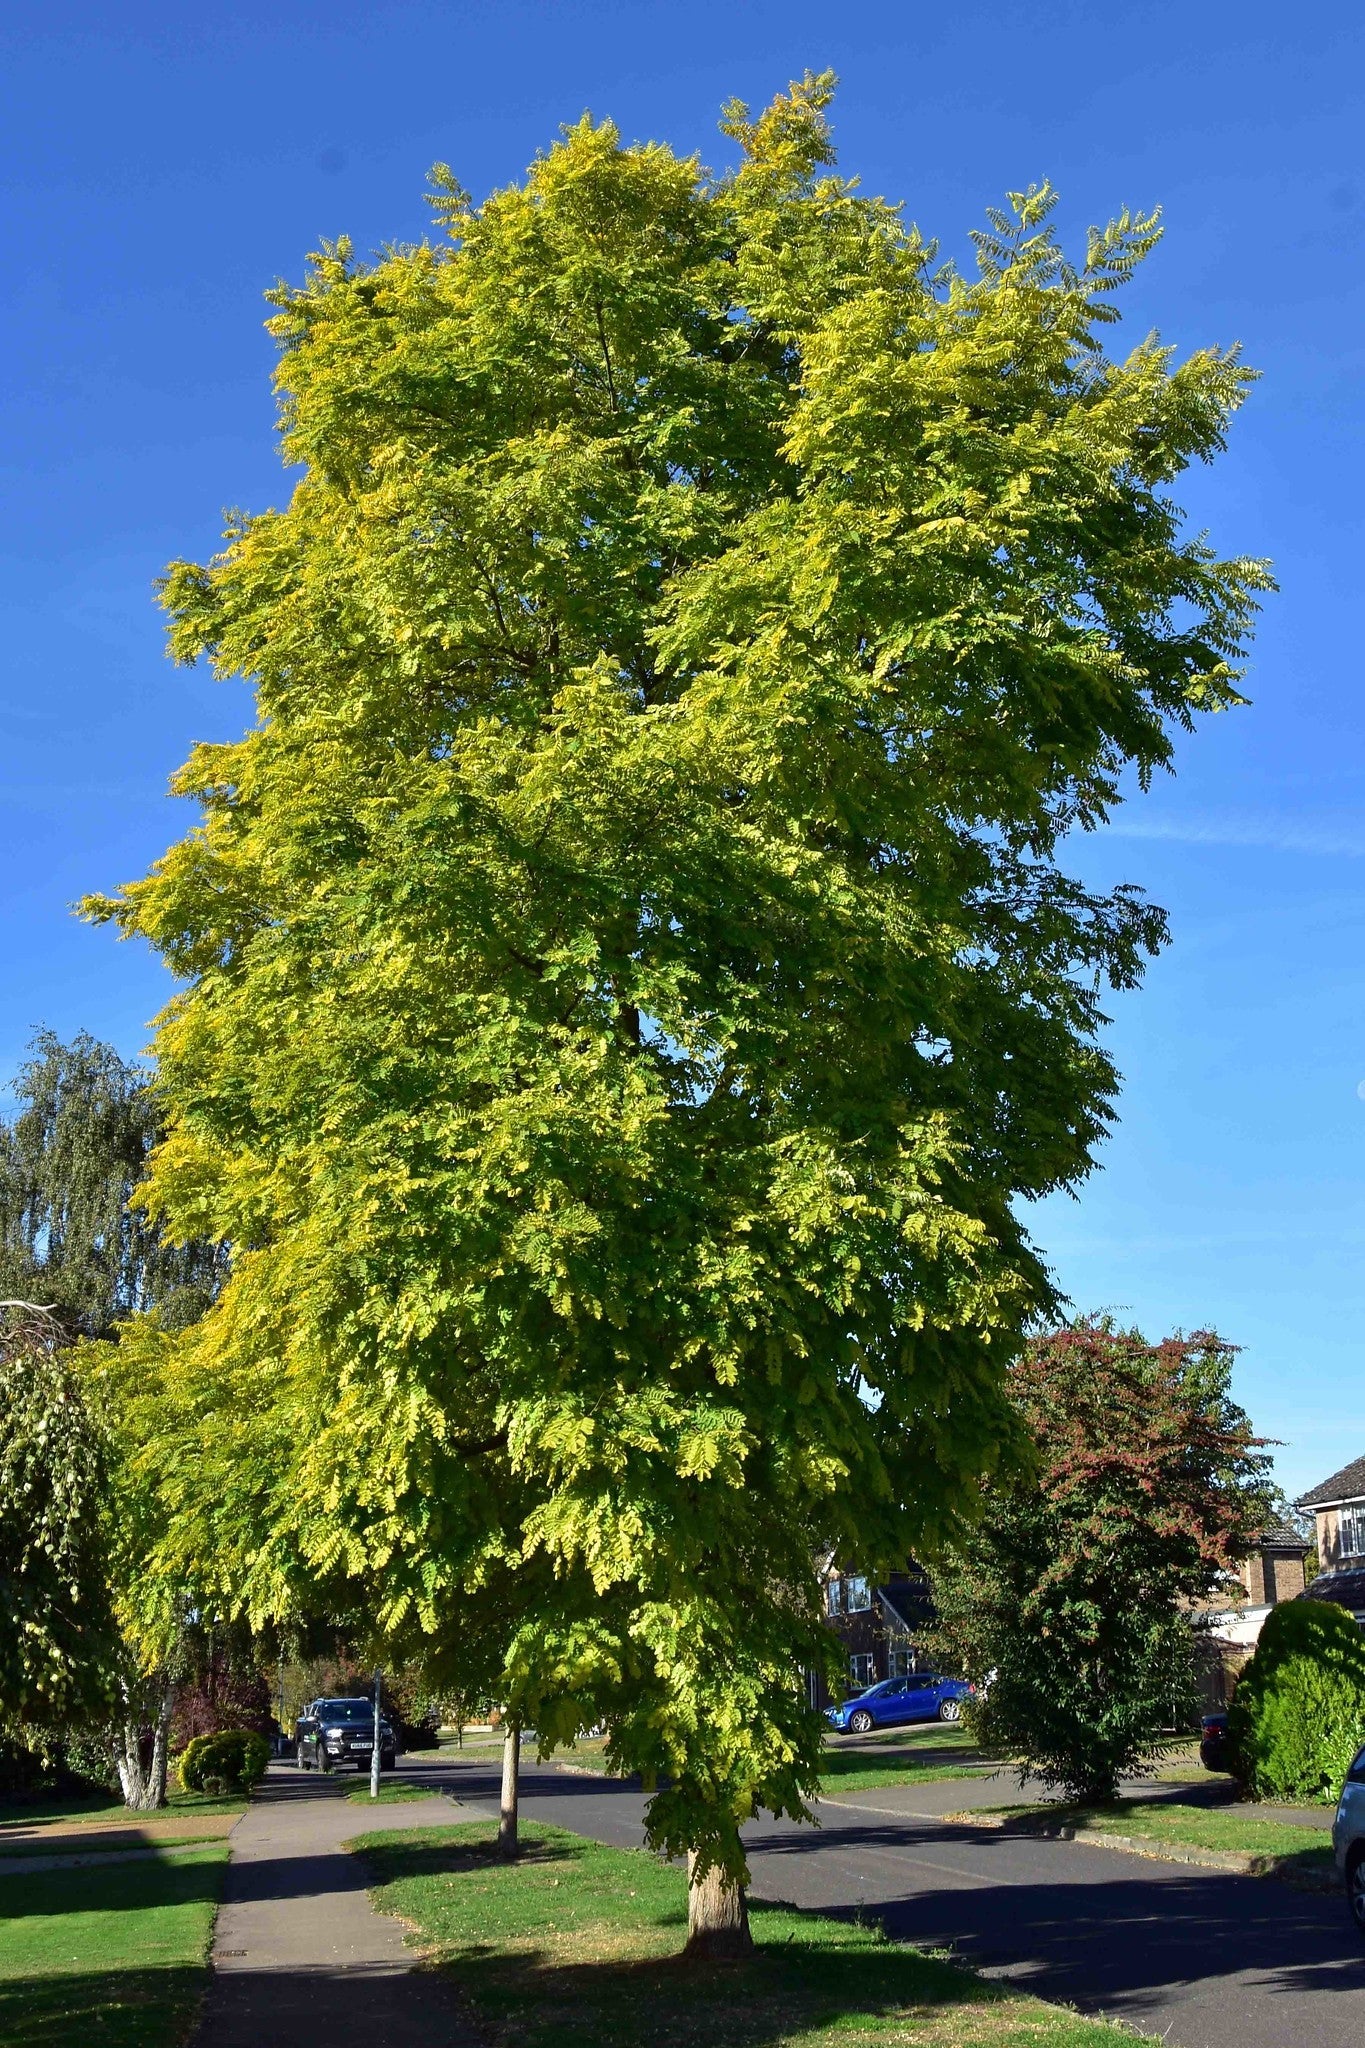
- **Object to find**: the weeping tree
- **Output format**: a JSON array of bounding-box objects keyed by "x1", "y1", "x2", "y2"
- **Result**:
[
  {"x1": 89, "y1": 75, "x2": 1267, "y2": 1948},
  {"x1": 0, "y1": 1030, "x2": 226, "y2": 1338},
  {"x1": 1, "y1": 1033, "x2": 228, "y2": 1804},
  {"x1": 0, "y1": 1303, "x2": 119, "y2": 1732}
]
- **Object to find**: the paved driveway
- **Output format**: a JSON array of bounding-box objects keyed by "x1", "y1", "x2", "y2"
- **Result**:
[{"x1": 399, "y1": 1749, "x2": 1365, "y2": 2048}]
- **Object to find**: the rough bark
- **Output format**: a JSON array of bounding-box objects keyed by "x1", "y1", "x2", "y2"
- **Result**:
[
  {"x1": 685, "y1": 1851, "x2": 753, "y2": 1958},
  {"x1": 497, "y1": 1716, "x2": 521, "y2": 1856}
]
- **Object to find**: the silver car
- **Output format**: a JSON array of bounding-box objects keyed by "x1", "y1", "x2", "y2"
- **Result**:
[{"x1": 1332, "y1": 1743, "x2": 1365, "y2": 1931}]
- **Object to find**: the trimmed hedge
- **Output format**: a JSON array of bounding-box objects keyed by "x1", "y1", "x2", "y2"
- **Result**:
[
  {"x1": 177, "y1": 1729, "x2": 271, "y2": 1793},
  {"x1": 1229, "y1": 1598, "x2": 1365, "y2": 1801}
]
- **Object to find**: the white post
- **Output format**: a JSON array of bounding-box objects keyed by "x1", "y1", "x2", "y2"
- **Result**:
[{"x1": 370, "y1": 1667, "x2": 382, "y2": 1799}]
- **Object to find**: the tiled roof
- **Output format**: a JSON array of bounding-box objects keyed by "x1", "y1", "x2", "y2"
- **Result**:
[
  {"x1": 1297, "y1": 1455, "x2": 1365, "y2": 1508},
  {"x1": 1259, "y1": 1520, "x2": 1309, "y2": 1549}
]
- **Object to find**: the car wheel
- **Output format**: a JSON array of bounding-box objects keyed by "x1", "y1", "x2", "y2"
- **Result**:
[
  {"x1": 1348, "y1": 1847, "x2": 1365, "y2": 1935},
  {"x1": 938, "y1": 1698, "x2": 962, "y2": 1723},
  {"x1": 848, "y1": 1710, "x2": 874, "y2": 1735}
]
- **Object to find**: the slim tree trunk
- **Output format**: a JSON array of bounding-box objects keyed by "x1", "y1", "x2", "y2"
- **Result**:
[
  {"x1": 497, "y1": 1716, "x2": 521, "y2": 1856},
  {"x1": 685, "y1": 1851, "x2": 753, "y2": 1958},
  {"x1": 148, "y1": 1692, "x2": 172, "y2": 1807}
]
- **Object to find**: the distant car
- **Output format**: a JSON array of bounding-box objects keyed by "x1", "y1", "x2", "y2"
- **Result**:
[
  {"x1": 1334, "y1": 1743, "x2": 1365, "y2": 1934},
  {"x1": 295, "y1": 1697, "x2": 398, "y2": 1773},
  {"x1": 826, "y1": 1673, "x2": 972, "y2": 1734},
  {"x1": 1200, "y1": 1712, "x2": 1235, "y2": 1773}
]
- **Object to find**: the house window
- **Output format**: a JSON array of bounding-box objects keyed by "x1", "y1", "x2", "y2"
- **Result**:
[
  {"x1": 1341, "y1": 1506, "x2": 1365, "y2": 1559},
  {"x1": 888, "y1": 1648, "x2": 919, "y2": 1680},
  {"x1": 848, "y1": 1653, "x2": 876, "y2": 1688},
  {"x1": 826, "y1": 1575, "x2": 872, "y2": 1615}
]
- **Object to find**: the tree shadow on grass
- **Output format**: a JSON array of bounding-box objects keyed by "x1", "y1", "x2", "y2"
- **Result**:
[
  {"x1": 352, "y1": 1825, "x2": 1069, "y2": 2048},
  {"x1": 0, "y1": 1852, "x2": 224, "y2": 1923},
  {"x1": 0, "y1": 1966, "x2": 205, "y2": 2048},
  {"x1": 420, "y1": 1902, "x2": 1028, "y2": 2048}
]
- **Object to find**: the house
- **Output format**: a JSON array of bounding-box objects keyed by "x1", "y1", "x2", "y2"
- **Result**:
[
  {"x1": 1299, "y1": 1456, "x2": 1365, "y2": 1620},
  {"x1": 1196, "y1": 1521, "x2": 1311, "y2": 1654},
  {"x1": 813, "y1": 1559, "x2": 934, "y2": 1705}
]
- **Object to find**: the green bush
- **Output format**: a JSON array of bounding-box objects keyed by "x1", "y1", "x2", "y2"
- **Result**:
[
  {"x1": 177, "y1": 1729, "x2": 270, "y2": 1794},
  {"x1": 1229, "y1": 1599, "x2": 1365, "y2": 1801}
]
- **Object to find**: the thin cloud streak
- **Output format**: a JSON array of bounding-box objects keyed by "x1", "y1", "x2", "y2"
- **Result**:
[{"x1": 1099, "y1": 813, "x2": 1365, "y2": 859}]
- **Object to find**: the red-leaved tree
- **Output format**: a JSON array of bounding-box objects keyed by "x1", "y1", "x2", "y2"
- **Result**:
[{"x1": 932, "y1": 1321, "x2": 1274, "y2": 1801}]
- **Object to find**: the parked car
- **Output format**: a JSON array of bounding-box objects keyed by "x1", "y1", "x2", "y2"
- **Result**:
[
  {"x1": 1333, "y1": 1743, "x2": 1365, "y2": 1933},
  {"x1": 295, "y1": 1697, "x2": 398, "y2": 1773},
  {"x1": 1199, "y1": 1712, "x2": 1235, "y2": 1773},
  {"x1": 825, "y1": 1673, "x2": 972, "y2": 1734}
]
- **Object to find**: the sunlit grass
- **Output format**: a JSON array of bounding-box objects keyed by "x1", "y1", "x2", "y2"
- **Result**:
[
  {"x1": 351, "y1": 1819, "x2": 1148, "y2": 2045},
  {"x1": 0, "y1": 1845, "x2": 226, "y2": 2048}
]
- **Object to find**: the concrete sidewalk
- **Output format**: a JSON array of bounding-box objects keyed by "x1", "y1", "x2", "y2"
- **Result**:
[{"x1": 194, "y1": 1767, "x2": 478, "y2": 2048}]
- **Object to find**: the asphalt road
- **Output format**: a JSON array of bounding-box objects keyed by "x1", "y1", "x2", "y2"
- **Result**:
[{"x1": 390, "y1": 1747, "x2": 1365, "y2": 2048}]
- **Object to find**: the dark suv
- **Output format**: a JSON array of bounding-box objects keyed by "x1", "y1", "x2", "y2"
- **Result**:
[{"x1": 295, "y1": 1697, "x2": 398, "y2": 1773}]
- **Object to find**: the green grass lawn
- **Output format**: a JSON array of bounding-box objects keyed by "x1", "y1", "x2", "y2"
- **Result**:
[
  {"x1": 0, "y1": 1788, "x2": 246, "y2": 1833},
  {"x1": 350, "y1": 1818, "x2": 1144, "y2": 2046},
  {"x1": 0, "y1": 1844, "x2": 226, "y2": 2048},
  {"x1": 966, "y1": 1799, "x2": 1334, "y2": 1876},
  {"x1": 818, "y1": 1725, "x2": 992, "y2": 1794},
  {"x1": 345, "y1": 1779, "x2": 436, "y2": 1804},
  {"x1": 818, "y1": 1754, "x2": 987, "y2": 1793}
]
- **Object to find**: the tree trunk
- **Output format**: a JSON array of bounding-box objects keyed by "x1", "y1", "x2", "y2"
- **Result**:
[
  {"x1": 685, "y1": 1851, "x2": 752, "y2": 1958},
  {"x1": 148, "y1": 1694, "x2": 172, "y2": 1807},
  {"x1": 497, "y1": 1716, "x2": 520, "y2": 1856},
  {"x1": 114, "y1": 1674, "x2": 174, "y2": 1810}
]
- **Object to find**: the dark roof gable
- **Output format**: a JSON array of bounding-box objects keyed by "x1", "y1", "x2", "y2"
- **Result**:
[{"x1": 1298, "y1": 1455, "x2": 1365, "y2": 1509}]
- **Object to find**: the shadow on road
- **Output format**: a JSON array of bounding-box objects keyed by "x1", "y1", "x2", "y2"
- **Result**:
[{"x1": 747, "y1": 1812, "x2": 1365, "y2": 2029}]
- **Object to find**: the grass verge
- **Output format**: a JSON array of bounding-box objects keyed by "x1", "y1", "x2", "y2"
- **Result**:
[
  {"x1": 819, "y1": 1752, "x2": 987, "y2": 1794},
  {"x1": 350, "y1": 1818, "x2": 1144, "y2": 2045},
  {"x1": 0, "y1": 1788, "x2": 246, "y2": 1833},
  {"x1": 960, "y1": 1800, "x2": 1334, "y2": 1878},
  {"x1": 345, "y1": 1780, "x2": 436, "y2": 1804},
  {"x1": 818, "y1": 1727, "x2": 993, "y2": 1794},
  {"x1": 0, "y1": 1844, "x2": 226, "y2": 2048}
]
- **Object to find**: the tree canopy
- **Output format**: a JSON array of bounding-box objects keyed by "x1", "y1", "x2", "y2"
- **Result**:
[
  {"x1": 88, "y1": 74, "x2": 1267, "y2": 1904},
  {"x1": 932, "y1": 1321, "x2": 1274, "y2": 1801}
]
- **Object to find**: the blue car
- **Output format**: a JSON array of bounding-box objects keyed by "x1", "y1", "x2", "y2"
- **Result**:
[{"x1": 825, "y1": 1672, "x2": 972, "y2": 1733}]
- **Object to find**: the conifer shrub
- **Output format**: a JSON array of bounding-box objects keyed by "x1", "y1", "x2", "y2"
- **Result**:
[
  {"x1": 177, "y1": 1728, "x2": 270, "y2": 1794},
  {"x1": 1229, "y1": 1598, "x2": 1365, "y2": 1801}
]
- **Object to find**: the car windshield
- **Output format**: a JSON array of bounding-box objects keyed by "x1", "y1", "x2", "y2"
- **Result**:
[
  {"x1": 319, "y1": 1700, "x2": 374, "y2": 1724},
  {"x1": 860, "y1": 1681, "x2": 896, "y2": 1698}
]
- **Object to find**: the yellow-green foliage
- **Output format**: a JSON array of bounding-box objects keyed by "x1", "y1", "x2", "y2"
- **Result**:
[
  {"x1": 87, "y1": 75, "x2": 1265, "y2": 1877},
  {"x1": 1230, "y1": 1599, "x2": 1365, "y2": 1801}
]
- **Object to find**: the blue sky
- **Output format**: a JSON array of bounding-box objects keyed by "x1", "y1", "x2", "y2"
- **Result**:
[{"x1": 2, "y1": 0, "x2": 1361, "y2": 1498}]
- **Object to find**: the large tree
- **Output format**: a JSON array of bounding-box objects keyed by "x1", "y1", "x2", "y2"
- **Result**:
[
  {"x1": 89, "y1": 76, "x2": 1267, "y2": 1945},
  {"x1": 932, "y1": 1321, "x2": 1274, "y2": 1802}
]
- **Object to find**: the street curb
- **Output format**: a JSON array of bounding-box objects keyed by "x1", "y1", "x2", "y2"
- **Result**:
[{"x1": 934, "y1": 1809, "x2": 1338, "y2": 1892}]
